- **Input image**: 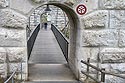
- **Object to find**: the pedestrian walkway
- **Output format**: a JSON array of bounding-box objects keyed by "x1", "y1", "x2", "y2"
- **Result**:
[
  {"x1": 28, "y1": 26, "x2": 77, "y2": 82},
  {"x1": 28, "y1": 64, "x2": 76, "y2": 81},
  {"x1": 29, "y1": 28, "x2": 66, "y2": 64}
]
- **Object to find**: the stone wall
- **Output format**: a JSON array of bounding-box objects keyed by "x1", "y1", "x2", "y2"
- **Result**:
[
  {"x1": 0, "y1": 0, "x2": 125, "y2": 83},
  {"x1": 80, "y1": 0, "x2": 125, "y2": 83},
  {"x1": 0, "y1": 0, "x2": 27, "y2": 80},
  {"x1": 0, "y1": 0, "x2": 75, "y2": 80}
]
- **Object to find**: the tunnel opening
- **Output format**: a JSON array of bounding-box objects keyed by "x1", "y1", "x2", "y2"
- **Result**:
[{"x1": 27, "y1": 3, "x2": 80, "y2": 82}]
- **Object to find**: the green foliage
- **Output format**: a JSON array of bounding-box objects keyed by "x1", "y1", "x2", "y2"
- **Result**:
[{"x1": 60, "y1": 27, "x2": 69, "y2": 39}]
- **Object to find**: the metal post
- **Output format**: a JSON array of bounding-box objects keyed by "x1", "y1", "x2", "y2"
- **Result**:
[
  {"x1": 101, "y1": 68, "x2": 105, "y2": 83},
  {"x1": 86, "y1": 58, "x2": 90, "y2": 83},
  {"x1": 29, "y1": 16, "x2": 30, "y2": 29},
  {"x1": 21, "y1": 60, "x2": 23, "y2": 81},
  {"x1": 12, "y1": 77, "x2": 14, "y2": 83},
  {"x1": 87, "y1": 58, "x2": 90, "y2": 73},
  {"x1": 87, "y1": 58, "x2": 90, "y2": 79}
]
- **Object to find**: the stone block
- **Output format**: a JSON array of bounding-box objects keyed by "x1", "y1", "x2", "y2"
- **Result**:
[
  {"x1": 110, "y1": 10, "x2": 125, "y2": 29},
  {"x1": 0, "y1": 64, "x2": 6, "y2": 77},
  {"x1": 82, "y1": 30, "x2": 118, "y2": 46},
  {"x1": 65, "y1": 0, "x2": 80, "y2": 6},
  {"x1": 101, "y1": 63, "x2": 125, "y2": 74},
  {"x1": 0, "y1": 47, "x2": 27, "y2": 63},
  {"x1": 0, "y1": 8, "x2": 27, "y2": 29},
  {"x1": 80, "y1": 72, "x2": 97, "y2": 83},
  {"x1": 0, "y1": 28, "x2": 26, "y2": 47},
  {"x1": 99, "y1": 0, "x2": 125, "y2": 9},
  {"x1": 6, "y1": 47, "x2": 27, "y2": 62},
  {"x1": 9, "y1": 62, "x2": 27, "y2": 74},
  {"x1": 98, "y1": 74, "x2": 125, "y2": 83},
  {"x1": 119, "y1": 30, "x2": 125, "y2": 47},
  {"x1": 32, "y1": 0, "x2": 41, "y2": 3},
  {"x1": 10, "y1": 0, "x2": 35, "y2": 14},
  {"x1": 100, "y1": 48, "x2": 125, "y2": 63},
  {"x1": 81, "y1": 62, "x2": 98, "y2": 74},
  {"x1": 81, "y1": 0, "x2": 98, "y2": 13},
  {"x1": 15, "y1": 73, "x2": 27, "y2": 80},
  {"x1": 0, "y1": 0, "x2": 9, "y2": 8},
  {"x1": 104, "y1": 75, "x2": 125, "y2": 83},
  {"x1": 0, "y1": 48, "x2": 6, "y2": 63},
  {"x1": 80, "y1": 47, "x2": 99, "y2": 62},
  {"x1": 82, "y1": 10, "x2": 108, "y2": 29}
]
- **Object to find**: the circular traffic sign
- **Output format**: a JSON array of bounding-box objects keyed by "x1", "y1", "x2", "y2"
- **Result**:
[{"x1": 76, "y1": 4, "x2": 87, "y2": 15}]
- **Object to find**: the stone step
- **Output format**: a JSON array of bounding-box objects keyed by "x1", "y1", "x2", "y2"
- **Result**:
[{"x1": 23, "y1": 80, "x2": 80, "y2": 83}]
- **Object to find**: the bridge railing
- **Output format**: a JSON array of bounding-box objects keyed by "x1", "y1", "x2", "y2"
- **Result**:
[
  {"x1": 27, "y1": 24, "x2": 40, "y2": 59},
  {"x1": 51, "y1": 24, "x2": 69, "y2": 62},
  {"x1": 81, "y1": 58, "x2": 125, "y2": 83},
  {"x1": 60, "y1": 21, "x2": 69, "y2": 39},
  {"x1": 4, "y1": 60, "x2": 23, "y2": 83}
]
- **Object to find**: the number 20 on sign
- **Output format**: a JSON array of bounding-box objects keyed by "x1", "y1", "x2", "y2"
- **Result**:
[{"x1": 76, "y1": 4, "x2": 87, "y2": 15}]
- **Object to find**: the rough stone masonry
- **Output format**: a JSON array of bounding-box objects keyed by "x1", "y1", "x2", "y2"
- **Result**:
[{"x1": 0, "y1": 0, "x2": 125, "y2": 83}]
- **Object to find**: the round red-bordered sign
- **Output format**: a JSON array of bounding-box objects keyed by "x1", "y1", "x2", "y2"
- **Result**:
[{"x1": 76, "y1": 4, "x2": 87, "y2": 15}]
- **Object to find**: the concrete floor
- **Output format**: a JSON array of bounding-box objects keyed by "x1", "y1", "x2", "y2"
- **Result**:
[
  {"x1": 28, "y1": 26, "x2": 77, "y2": 82},
  {"x1": 28, "y1": 64, "x2": 76, "y2": 81}
]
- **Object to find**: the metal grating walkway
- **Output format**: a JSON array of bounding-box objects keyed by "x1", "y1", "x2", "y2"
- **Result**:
[
  {"x1": 29, "y1": 28, "x2": 66, "y2": 64},
  {"x1": 28, "y1": 26, "x2": 77, "y2": 82}
]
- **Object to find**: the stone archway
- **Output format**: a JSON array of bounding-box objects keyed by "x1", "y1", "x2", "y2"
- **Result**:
[
  {"x1": 1, "y1": 0, "x2": 125, "y2": 83},
  {"x1": 0, "y1": 0, "x2": 82, "y2": 80},
  {"x1": 29, "y1": 2, "x2": 81, "y2": 79}
]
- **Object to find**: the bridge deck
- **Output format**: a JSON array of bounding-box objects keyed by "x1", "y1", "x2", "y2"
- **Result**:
[
  {"x1": 28, "y1": 27, "x2": 76, "y2": 81},
  {"x1": 29, "y1": 28, "x2": 66, "y2": 64}
]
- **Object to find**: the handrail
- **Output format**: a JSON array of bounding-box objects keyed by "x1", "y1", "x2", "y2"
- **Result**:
[
  {"x1": 81, "y1": 71, "x2": 101, "y2": 83},
  {"x1": 81, "y1": 59, "x2": 125, "y2": 83},
  {"x1": 63, "y1": 21, "x2": 69, "y2": 29},
  {"x1": 4, "y1": 70, "x2": 16, "y2": 83},
  {"x1": 27, "y1": 24, "x2": 40, "y2": 41},
  {"x1": 4, "y1": 60, "x2": 23, "y2": 83},
  {"x1": 51, "y1": 24, "x2": 69, "y2": 62},
  {"x1": 27, "y1": 24, "x2": 40, "y2": 59},
  {"x1": 61, "y1": 21, "x2": 69, "y2": 38},
  {"x1": 52, "y1": 24, "x2": 69, "y2": 42},
  {"x1": 81, "y1": 60, "x2": 102, "y2": 72}
]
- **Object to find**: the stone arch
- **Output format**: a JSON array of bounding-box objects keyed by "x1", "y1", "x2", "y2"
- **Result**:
[
  {"x1": 2, "y1": 0, "x2": 125, "y2": 82},
  {"x1": 0, "y1": 0, "x2": 82, "y2": 80},
  {"x1": 29, "y1": 2, "x2": 81, "y2": 79}
]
